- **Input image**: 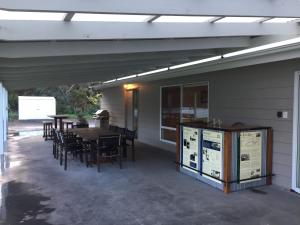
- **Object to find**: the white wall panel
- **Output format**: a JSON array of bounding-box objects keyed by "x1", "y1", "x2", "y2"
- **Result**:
[{"x1": 18, "y1": 96, "x2": 56, "y2": 120}]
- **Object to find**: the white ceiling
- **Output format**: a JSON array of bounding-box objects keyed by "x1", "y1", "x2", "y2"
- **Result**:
[{"x1": 0, "y1": 0, "x2": 299, "y2": 90}]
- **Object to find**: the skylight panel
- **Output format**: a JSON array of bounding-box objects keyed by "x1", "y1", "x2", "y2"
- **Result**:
[
  {"x1": 216, "y1": 17, "x2": 263, "y2": 23},
  {"x1": 153, "y1": 16, "x2": 214, "y2": 23},
  {"x1": 0, "y1": 10, "x2": 66, "y2": 21},
  {"x1": 264, "y1": 18, "x2": 298, "y2": 23},
  {"x1": 72, "y1": 13, "x2": 150, "y2": 22}
]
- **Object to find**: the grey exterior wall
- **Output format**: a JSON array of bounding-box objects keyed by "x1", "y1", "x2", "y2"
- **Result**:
[
  {"x1": 101, "y1": 86, "x2": 125, "y2": 127},
  {"x1": 101, "y1": 58, "x2": 300, "y2": 189}
]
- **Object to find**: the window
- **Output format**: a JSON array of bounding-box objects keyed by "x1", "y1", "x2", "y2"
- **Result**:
[
  {"x1": 0, "y1": 10, "x2": 66, "y2": 21},
  {"x1": 264, "y1": 18, "x2": 299, "y2": 23},
  {"x1": 72, "y1": 13, "x2": 150, "y2": 22},
  {"x1": 154, "y1": 16, "x2": 214, "y2": 23},
  {"x1": 181, "y1": 85, "x2": 209, "y2": 123},
  {"x1": 161, "y1": 86, "x2": 181, "y2": 143},
  {"x1": 216, "y1": 17, "x2": 263, "y2": 23},
  {"x1": 160, "y1": 83, "x2": 209, "y2": 143}
]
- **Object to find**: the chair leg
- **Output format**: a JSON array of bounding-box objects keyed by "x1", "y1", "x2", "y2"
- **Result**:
[
  {"x1": 60, "y1": 147, "x2": 63, "y2": 166},
  {"x1": 132, "y1": 141, "x2": 135, "y2": 162},
  {"x1": 97, "y1": 151, "x2": 100, "y2": 173},
  {"x1": 80, "y1": 149, "x2": 83, "y2": 163},
  {"x1": 123, "y1": 143, "x2": 127, "y2": 158},
  {"x1": 53, "y1": 143, "x2": 55, "y2": 157},
  {"x1": 85, "y1": 147, "x2": 89, "y2": 167},
  {"x1": 43, "y1": 124, "x2": 45, "y2": 137},
  {"x1": 119, "y1": 147, "x2": 123, "y2": 169},
  {"x1": 56, "y1": 145, "x2": 59, "y2": 159},
  {"x1": 64, "y1": 149, "x2": 67, "y2": 171}
]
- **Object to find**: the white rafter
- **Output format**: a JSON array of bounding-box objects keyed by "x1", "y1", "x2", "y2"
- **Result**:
[{"x1": 0, "y1": 37, "x2": 249, "y2": 58}]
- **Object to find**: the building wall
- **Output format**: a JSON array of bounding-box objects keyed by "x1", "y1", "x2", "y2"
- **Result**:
[
  {"x1": 101, "y1": 58, "x2": 300, "y2": 189},
  {"x1": 101, "y1": 86, "x2": 126, "y2": 127}
]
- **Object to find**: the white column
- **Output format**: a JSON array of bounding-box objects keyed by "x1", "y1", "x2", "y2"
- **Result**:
[
  {"x1": 3, "y1": 88, "x2": 8, "y2": 142},
  {"x1": 0, "y1": 82, "x2": 4, "y2": 154}
]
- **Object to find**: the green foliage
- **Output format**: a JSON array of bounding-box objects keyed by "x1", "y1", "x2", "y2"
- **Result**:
[
  {"x1": 8, "y1": 111, "x2": 18, "y2": 121},
  {"x1": 8, "y1": 84, "x2": 102, "y2": 120}
]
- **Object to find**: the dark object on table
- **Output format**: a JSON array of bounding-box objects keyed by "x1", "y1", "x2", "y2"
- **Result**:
[{"x1": 74, "y1": 114, "x2": 89, "y2": 128}]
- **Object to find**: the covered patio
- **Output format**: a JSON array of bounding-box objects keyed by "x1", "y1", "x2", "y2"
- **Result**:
[
  {"x1": 1, "y1": 128, "x2": 300, "y2": 225},
  {"x1": 1, "y1": 1, "x2": 300, "y2": 224}
]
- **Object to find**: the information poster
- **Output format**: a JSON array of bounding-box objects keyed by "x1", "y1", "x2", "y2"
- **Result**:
[
  {"x1": 202, "y1": 130, "x2": 223, "y2": 182},
  {"x1": 239, "y1": 131, "x2": 262, "y2": 183},
  {"x1": 182, "y1": 127, "x2": 199, "y2": 173}
]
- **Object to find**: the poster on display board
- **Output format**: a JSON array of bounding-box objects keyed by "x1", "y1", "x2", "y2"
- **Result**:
[
  {"x1": 239, "y1": 131, "x2": 262, "y2": 183},
  {"x1": 202, "y1": 130, "x2": 223, "y2": 182},
  {"x1": 182, "y1": 127, "x2": 200, "y2": 173}
]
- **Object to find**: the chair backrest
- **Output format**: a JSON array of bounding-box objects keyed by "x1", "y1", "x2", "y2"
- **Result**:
[
  {"x1": 125, "y1": 129, "x2": 136, "y2": 140},
  {"x1": 97, "y1": 135, "x2": 120, "y2": 150},
  {"x1": 52, "y1": 128, "x2": 57, "y2": 139},
  {"x1": 57, "y1": 131, "x2": 65, "y2": 145},
  {"x1": 74, "y1": 124, "x2": 89, "y2": 128},
  {"x1": 117, "y1": 127, "x2": 126, "y2": 135}
]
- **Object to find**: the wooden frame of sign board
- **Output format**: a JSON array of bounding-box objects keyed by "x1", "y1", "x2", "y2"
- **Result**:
[{"x1": 176, "y1": 123, "x2": 273, "y2": 194}]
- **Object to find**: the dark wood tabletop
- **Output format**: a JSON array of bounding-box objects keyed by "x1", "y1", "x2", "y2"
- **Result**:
[
  {"x1": 48, "y1": 115, "x2": 69, "y2": 119},
  {"x1": 68, "y1": 128, "x2": 119, "y2": 141}
]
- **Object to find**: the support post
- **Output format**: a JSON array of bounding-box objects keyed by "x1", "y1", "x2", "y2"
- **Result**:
[
  {"x1": 223, "y1": 131, "x2": 232, "y2": 194},
  {"x1": 0, "y1": 83, "x2": 4, "y2": 154},
  {"x1": 176, "y1": 124, "x2": 180, "y2": 171},
  {"x1": 266, "y1": 128, "x2": 273, "y2": 185}
]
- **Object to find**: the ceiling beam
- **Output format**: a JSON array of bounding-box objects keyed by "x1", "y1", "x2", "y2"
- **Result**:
[
  {"x1": 0, "y1": 37, "x2": 249, "y2": 58},
  {"x1": 1, "y1": 0, "x2": 300, "y2": 18},
  {"x1": 147, "y1": 15, "x2": 160, "y2": 23},
  {"x1": 0, "y1": 21, "x2": 299, "y2": 41},
  {"x1": 0, "y1": 49, "x2": 222, "y2": 67},
  {"x1": 64, "y1": 12, "x2": 75, "y2": 22}
]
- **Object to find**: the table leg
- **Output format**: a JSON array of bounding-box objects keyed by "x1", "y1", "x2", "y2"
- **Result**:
[
  {"x1": 59, "y1": 119, "x2": 63, "y2": 132},
  {"x1": 54, "y1": 118, "x2": 58, "y2": 129}
]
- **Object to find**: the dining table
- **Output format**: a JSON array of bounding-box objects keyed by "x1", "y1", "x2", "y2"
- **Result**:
[
  {"x1": 68, "y1": 127, "x2": 126, "y2": 163},
  {"x1": 48, "y1": 114, "x2": 69, "y2": 131},
  {"x1": 68, "y1": 127, "x2": 119, "y2": 142}
]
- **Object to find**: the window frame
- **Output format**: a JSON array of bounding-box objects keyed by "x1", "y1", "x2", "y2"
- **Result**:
[{"x1": 160, "y1": 81, "x2": 209, "y2": 144}]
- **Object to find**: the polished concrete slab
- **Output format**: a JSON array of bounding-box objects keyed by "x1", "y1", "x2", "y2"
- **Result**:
[{"x1": 1, "y1": 132, "x2": 300, "y2": 225}]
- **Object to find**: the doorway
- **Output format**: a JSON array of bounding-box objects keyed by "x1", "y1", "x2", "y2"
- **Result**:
[
  {"x1": 125, "y1": 89, "x2": 139, "y2": 136},
  {"x1": 292, "y1": 71, "x2": 300, "y2": 193}
]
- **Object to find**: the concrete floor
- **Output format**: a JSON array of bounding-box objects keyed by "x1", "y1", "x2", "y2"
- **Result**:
[{"x1": 1, "y1": 130, "x2": 300, "y2": 225}]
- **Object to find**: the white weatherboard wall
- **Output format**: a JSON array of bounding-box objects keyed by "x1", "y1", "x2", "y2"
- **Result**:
[
  {"x1": 18, "y1": 96, "x2": 56, "y2": 120},
  {"x1": 101, "y1": 58, "x2": 300, "y2": 189},
  {"x1": 0, "y1": 82, "x2": 8, "y2": 154}
]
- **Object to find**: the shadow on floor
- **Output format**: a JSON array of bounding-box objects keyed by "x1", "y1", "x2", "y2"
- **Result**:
[{"x1": 0, "y1": 181, "x2": 55, "y2": 225}]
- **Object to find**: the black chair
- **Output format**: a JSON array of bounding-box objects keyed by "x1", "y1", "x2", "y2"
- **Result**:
[
  {"x1": 125, "y1": 129, "x2": 136, "y2": 161},
  {"x1": 52, "y1": 128, "x2": 60, "y2": 159},
  {"x1": 109, "y1": 125, "x2": 118, "y2": 132},
  {"x1": 117, "y1": 127, "x2": 126, "y2": 135},
  {"x1": 82, "y1": 140, "x2": 96, "y2": 168},
  {"x1": 97, "y1": 135, "x2": 122, "y2": 172},
  {"x1": 58, "y1": 131, "x2": 83, "y2": 170},
  {"x1": 73, "y1": 124, "x2": 89, "y2": 128},
  {"x1": 63, "y1": 121, "x2": 74, "y2": 132},
  {"x1": 43, "y1": 121, "x2": 53, "y2": 140}
]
